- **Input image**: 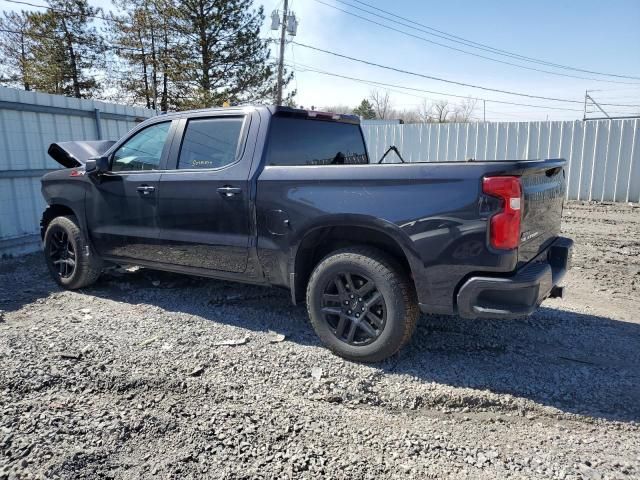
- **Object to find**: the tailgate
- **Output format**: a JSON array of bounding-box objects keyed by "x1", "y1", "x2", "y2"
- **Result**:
[{"x1": 518, "y1": 161, "x2": 566, "y2": 264}]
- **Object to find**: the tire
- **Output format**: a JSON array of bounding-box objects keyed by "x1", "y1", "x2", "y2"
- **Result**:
[
  {"x1": 306, "y1": 246, "x2": 419, "y2": 362},
  {"x1": 43, "y1": 215, "x2": 102, "y2": 289}
]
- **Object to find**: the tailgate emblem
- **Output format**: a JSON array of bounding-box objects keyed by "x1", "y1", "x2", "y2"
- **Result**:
[{"x1": 521, "y1": 230, "x2": 540, "y2": 242}]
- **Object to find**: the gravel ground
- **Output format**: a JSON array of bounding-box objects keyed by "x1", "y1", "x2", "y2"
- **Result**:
[{"x1": 1, "y1": 201, "x2": 639, "y2": 479}]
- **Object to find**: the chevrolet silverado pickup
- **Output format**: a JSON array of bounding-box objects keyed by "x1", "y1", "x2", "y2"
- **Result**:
[{"x1": 41, "y1": 106, "x2": 573, "y2": 362}]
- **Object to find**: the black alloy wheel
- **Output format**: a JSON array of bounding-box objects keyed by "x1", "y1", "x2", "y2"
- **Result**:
[
  {"x1": 48, "y1": 227, "x2": 76, "y2": 279},
  {"x1": 306, "y1": 246, "x2": 419, "y2": 362},
  {"x1": 321, "y1": 272, "x2": 386, "y2": 346},
  {"x1": 43, "y1": 215, "x2": 103, "y2": 289}
]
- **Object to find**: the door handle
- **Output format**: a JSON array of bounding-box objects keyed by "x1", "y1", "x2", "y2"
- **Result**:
[
  {"x1": 136, "y1": 185, "x2": 155, "y2": 195},
  {"x1": 217, "y1": 186, "x2": 242, "y2": 197}
]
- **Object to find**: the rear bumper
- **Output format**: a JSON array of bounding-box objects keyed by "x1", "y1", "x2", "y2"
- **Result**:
[{"x1": 455, "y1": 236, "x2": 573, "y2": 319}]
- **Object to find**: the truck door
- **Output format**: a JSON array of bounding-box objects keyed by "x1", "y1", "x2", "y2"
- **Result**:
[
  {"x1": 156, "y1": 113, "x2": 254, "y2": 273},
  {"x1": 85, "y1": 120, "x2": 176, "y2": 262}
]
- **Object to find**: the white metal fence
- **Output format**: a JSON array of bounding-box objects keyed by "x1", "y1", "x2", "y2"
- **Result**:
[
  {"x1": 0, "y1": 87, "x2": 155, "y2": 256},
  {"x1": 0, "y1": 87, "x2": 638, "y2": 257},
  {"x1": 362, "y1": 119, "x2": 640, "y2": 203}
]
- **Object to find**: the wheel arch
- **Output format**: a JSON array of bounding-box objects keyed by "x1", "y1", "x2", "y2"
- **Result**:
[
  {"x1": 40, "y1": 201, "x2": 90, "y2": 248},
  {"x1": 289, "y1": 217, "x2": 421, "y2": 305}
]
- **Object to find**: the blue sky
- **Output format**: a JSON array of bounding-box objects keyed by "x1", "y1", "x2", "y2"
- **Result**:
[
  {"x1": 269, "y1": 0, "x2": 640, "y2": 120},
  {"x1": 2, "y1": 0, "x2": 639, "y2": 121}
]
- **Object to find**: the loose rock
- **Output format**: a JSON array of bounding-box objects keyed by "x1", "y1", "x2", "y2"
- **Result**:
[{"x1": 0, "y1": 201, "x2": 638, "y2": 479}]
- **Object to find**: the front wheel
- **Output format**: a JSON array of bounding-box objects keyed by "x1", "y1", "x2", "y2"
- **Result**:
[
  {"x1": 306, "y1": 247, "x2": 419, "y2": 362},
  {"x1": 43, "y1": 215, "x2": 102, "y2": 289}
]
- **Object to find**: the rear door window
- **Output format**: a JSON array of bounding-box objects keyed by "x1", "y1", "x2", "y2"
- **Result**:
[
  {"x1": 266, "y1": 117, "x2": 368, "y2": 166},
  {"x1": 177, "y1": 117, "x2": 244, "y2": 170}
]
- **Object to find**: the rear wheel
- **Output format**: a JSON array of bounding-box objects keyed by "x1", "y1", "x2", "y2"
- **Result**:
[
  {"x1": 306, "y1": 247, "x2": 419, "y2": 362},
  {"x1": 44, "y1": 215, "x2": 102, "y2": 289}
]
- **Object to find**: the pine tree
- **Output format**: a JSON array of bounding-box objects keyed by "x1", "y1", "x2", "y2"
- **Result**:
[
  {"x1": 0, "y1": 0, "x2": 293, "y2": 107},
  {"x1": 0, "y1": 11, "x2": 34, "y2": 90},
  {"x1": 353, "y1": 99, "x2": 377, "y2": 119},
  {"x1": 107, "y1": 0, "x2": 187, "y2": 110},
  {"x1": 171, "y1": 0, "x2": 290, "y2": 108},
  {"x1": 26, "y1": 0, "x2": 105, "y2": 98},
  {"x1": 106, "y1": 4, "x2": 153, "y2": 108},
  {"x1": 26, "y1": 11, "x2": 69, "y2": 95}
]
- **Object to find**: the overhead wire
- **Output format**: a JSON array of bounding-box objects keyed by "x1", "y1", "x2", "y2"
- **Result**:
[
  {"x1": 289, "y1": 60, "x2": 585, "y2": 112},
  {"x1": 311, "y1": 0, "x2": 639, "y2": 85},
  {"x1": 5, "y1": 0, "x2": 637, "y2": 115},
  {"x1": 292, "y1": 41, "x2": 640, "y2": 108},
  {"x1": 4, "y1": 0, "x2": 127, "y2": 25},
  {"x1": 0, "y1": 26, "x2": 143, "y2": 52},
  {"x1": 340, "y1": 0, "x2": 640, "y2": 82}
]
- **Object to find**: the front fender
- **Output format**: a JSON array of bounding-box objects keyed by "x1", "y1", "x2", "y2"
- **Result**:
[{"x1": 41, "y1": 171, "x2": 91, "y2": 247}]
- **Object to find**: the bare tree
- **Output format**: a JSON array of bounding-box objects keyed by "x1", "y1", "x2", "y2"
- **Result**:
[
  {"x1": 415, "y1": 99, "x2": 433, "y2": 123},
  {"x1": 322, "y1": 104, "x2": 352, "y2": 114},
  {"x1": 369, "y1": 89, "x2": 393, "y2": 119},
  {"x1": 431, "y1": 100, "x2": 451, "y2": 123},
  {"x1": 395, "y1": 108, "x2": 420, "y2": 124},
  {"x1": 406, "y1": 97, "x2": 478, "y2": 124},
  {"x1": 453, "y1": 97, "x2": 478, "y2": 123}
]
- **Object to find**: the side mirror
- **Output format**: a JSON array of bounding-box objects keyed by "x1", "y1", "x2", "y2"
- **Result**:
[{"x1": 85, "y1": 155, "x2": 109, "y2": 174}]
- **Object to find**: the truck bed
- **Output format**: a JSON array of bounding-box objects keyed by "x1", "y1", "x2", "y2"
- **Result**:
[{"x1": 256, "y1": 158, "x2": 566, "y2": 313}]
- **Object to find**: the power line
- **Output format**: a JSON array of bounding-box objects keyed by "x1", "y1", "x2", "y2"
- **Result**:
[
  {"x1": 292, "y1": 62, "x2": 443, "y2": 106},
  {"x1": 340, "y1": 0, "x2": 640, "y2": 82},
  {"x1": 3, "y1": 0, "x2": 266, "y2": 48},
  {"x1": 4, "y1": 0, "x2": 126, "y2": 24},
  {"x1": 0, "y1": 27, "x2": 143, "y2": 52},
  {"x1": 290, "y1": 61, "x2": 584, "y2": 112},
  {"x1": 312, "y1": 0, "x2": 639, "y2": 85},
  {"x1": 292, "y1": 41, "x2": 640, "y2": 108}
]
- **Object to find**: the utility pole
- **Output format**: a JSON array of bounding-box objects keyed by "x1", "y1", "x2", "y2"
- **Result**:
[
  {"x1": 584, "y1": 90, "x2": 611, "y2": 120},
  {"x1": 275, "y1": 0, "x2": 289, "y2": 106},
  {"x1": 483, "y1": 99, "x2": 486, "y2": 122},
  {"x1": 271, "y1": 2, "x2": 297, "y2": 105}
]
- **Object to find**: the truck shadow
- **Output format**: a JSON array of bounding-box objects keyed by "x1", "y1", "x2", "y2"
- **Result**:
[
  {"x1": 394, "y1": 308, "x2": 640, "y2": 423},
  {"x1": 3, "y1": 256, "x2": 638, "y2": 423}
]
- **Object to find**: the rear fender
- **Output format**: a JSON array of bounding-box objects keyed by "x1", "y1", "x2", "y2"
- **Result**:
[{"x1": 288, "y1": 215, "x2": 427, "y2": 304}]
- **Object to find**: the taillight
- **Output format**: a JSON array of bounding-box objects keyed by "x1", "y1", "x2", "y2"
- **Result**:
[{"x1": 482, "y1": 176, "x2": 522, "y2": 250}]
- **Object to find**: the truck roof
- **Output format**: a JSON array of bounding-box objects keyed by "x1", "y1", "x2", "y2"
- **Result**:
[{"x1": 155, "y1": 105, "x2": 360, "y2": 124}]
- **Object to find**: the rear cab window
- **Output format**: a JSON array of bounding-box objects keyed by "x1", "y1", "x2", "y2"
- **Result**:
[{"x1": 266, "y1": 116, "x2": 368, "y2": 166}]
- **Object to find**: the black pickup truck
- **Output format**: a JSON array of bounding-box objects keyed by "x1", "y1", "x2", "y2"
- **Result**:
[{"x1": 41, "y1": 106, "x2": 573, "y2": 362}]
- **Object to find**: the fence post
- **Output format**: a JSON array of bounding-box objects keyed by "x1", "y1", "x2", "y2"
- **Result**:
[{"x1": 94, "y1": 108, "x2": 103, "y2": 140}]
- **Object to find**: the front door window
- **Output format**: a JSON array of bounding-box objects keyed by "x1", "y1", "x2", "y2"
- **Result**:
[{"x1": 112, "y1": 122, "x2": 171, "y2": 172}]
